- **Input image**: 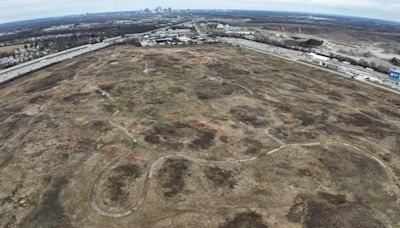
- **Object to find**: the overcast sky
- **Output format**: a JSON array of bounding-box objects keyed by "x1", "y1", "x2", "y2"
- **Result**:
[{"x1": 0, "y1": 0, "x2": 399, "y2": 24}]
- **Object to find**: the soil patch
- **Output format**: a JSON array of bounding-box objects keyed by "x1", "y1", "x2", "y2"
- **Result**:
[
  {"x1": 63, "y1": 92, "x2": 90, "y2": 104},
  {"x1": 220, "y1": 212, "x2": 268, "y2": 228},
  {"x1": 196, "y1": 81, "x2": 235, "y2": 100},
  {"x1": 230, "y1": 105, "x2": 269, "y2": 127},
  {"x1": 104, "y1": 164, "x2": 142, "y2": 206},
  {"x1": 205, "y1": 167, "x2": 236, "y2": 188},
  {"x1": 189, "y1": 131, "x2": 216, "y2": 150},
  {"x1": 158, "y1": 158, "x2": 190, "y2": 197},
  {"x1": 23, "y1": 177, "x2": 72, "y2": 228}
]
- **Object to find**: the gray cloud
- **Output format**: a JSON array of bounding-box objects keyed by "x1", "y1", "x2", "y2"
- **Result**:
[{"x1": 0, "y1": 0, "x2": 399, "y2": 24}]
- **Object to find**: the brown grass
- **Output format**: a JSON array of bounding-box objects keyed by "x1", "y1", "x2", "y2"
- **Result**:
[{"x1": 0, "y1": 44, "x2": 25, "y2": 52}]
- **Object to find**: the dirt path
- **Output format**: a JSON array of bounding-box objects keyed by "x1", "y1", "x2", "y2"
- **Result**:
[
  {"x1": 108, "y1": 110, "x2": 137, "y2": 144},
  {"x1": 226, "y1": 82, "x2": 254, "y2": 96},
  {"x1": 72, "y1": 41, "x2": 400, "y2": 217},
  {"x1": 89, "y1": 82, "x2": 400, "y2": 218},
  {"x1": 89, "y1": 129, "x2": 321, "y2": 218},
  {"x1": 91, "y1": 113, "x2": 399, "y2": 218}
]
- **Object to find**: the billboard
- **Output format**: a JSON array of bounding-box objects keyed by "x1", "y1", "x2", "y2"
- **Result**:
[{"x1": 389, "y1": 71, "x2": 400, "y2": 80}]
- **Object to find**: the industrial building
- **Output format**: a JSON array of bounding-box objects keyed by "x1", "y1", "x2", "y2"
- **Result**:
[
  {"x1": 138, "y1": 28, "x2": 217, "y2": 47},
  {"x1": 308, "y1": 53, "x2": 330, "y2": 66}
]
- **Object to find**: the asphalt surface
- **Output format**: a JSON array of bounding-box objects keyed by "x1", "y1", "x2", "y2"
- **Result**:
[
  {"x1": 4, "y1": 25, "x2": 396, "y2": 217},
  {"x1": 0, "y1": 20, "x2": 191, "y2": 85},
  {"x1": 220, "y1": 37, "x2": 400, "y2": 96},
  {"x1": 0, "y1": 42, "x2": 113, "y2": 85}
]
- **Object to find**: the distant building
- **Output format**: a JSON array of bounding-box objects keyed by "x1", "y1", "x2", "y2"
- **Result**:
[
  {"x1": 155, "y1": 6, "x2": 162, "y2": 14},
  {"x1": 308, "y1": 53, "x2": 330, "y2": 66},
  {"x1": 273, "y1": 32, "x2": 286, "y2": 38},
  {"x1": 177, "y1": 36, "x2": 191, "y2": 43}
]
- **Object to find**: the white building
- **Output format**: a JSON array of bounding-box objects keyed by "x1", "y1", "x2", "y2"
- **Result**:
[
  {"x1": 176, "y1": 36, "x2": 191, "y2": 43},
  {"x1": 308, "y1": 53, "x2": 330, "y2": 66}
]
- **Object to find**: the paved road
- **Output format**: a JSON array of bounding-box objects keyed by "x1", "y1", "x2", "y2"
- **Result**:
[
  {"x1": 219, "y1": 37, "x2": 400, "y2": 96},
  {"x1": 193, "y1": 21, "x2": 206, "y2": 37},
  {"x1": 0, "y1": 21, "x2": 191, "y2": 85},
  {"x1": 0, "y1": 42, "x2": 115, "y2": 85}
]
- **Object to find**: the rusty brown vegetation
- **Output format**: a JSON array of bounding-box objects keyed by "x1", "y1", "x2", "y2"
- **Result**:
[{"x1": 0, "y1": 44, "x2": 399, "y2": 227}]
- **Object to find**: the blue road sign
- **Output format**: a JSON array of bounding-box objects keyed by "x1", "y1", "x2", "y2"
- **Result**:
[{"x1": 389, "y1": 71, "x2": 400, "y2": 80}]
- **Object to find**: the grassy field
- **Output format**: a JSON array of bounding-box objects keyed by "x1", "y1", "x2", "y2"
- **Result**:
[
  {"x1": 0, "y1": 44, "x2": 25, "y2": 52},
  {"x1": 0, "y1": 44, "x2": 399, "y2": 227}
]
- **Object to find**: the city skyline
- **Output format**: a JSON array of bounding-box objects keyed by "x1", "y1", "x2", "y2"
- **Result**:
[{"x1": 0, "y1": 0, "x2": 399, "y2": 24}]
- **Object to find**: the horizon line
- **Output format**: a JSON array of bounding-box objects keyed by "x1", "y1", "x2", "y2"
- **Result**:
[{"x1": 1, "y1": 8, "x2": 400, "y2": 26}]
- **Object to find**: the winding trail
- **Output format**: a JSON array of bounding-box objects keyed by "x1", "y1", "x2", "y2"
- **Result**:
[
  {"x1": 108, "y1": 111, "x2": 137, "y2": 144},
  {"x1": 226, "y1": 82, "x2": 254, "y2": 96},
  {"x1": 208, "y1": 77, "x2": 253, "y2": 96},
  {"x1": 330, "y1": 141, "x2": 400, "y2": 189},
  {"x1": 264, "y1": 129, "x2": 286, "y2": 147},
  {"x1": 90, "y1": 134, "x2": 321, "y2": 218},
  {"x1": 90, "y1": 109, "x2": 400, "y2": 218},
  {"x1": 143, "y1": 62, "x2": 154, "y2": 74},
  {"x1": 97, "y1": 88, "x2": 114, "y2": 101},
  {"x1": 89, "y1": 60, "x2": 400, "y2": 219},
  {"x1": 71, "y1": 58, "x2": 103, "y2": 83}
]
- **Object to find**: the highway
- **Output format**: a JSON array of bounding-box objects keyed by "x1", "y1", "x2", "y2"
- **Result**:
[
  {"x1": 84, "y1": 34, "x2": 400, "y2": 217},
  {"x1": 192, "y1": 22, "x2": 400, "y2": 96},
  {"x1": 0, "y1": 41, "x2": 113, "y2": 85},
  {"x1": 0, "y1": 20, "x2": 191, "y2": 85},
  {"x1": 219, "y1": 37, "x2": 400, "y2": 95}
]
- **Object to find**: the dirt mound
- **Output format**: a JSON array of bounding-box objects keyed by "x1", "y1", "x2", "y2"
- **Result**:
[
  {"x1": 318, "y1": 146, "x2": 388, "y2": 198},
  {"x1": 186, "y1": 59, "x2": 210, "y2": 65},
  {"x1": 103, "y1": 164, "x2": 142, "y2": 206},
  {"x1": 230, "y1": 105, "x2": 269, "y2": 127},
  {"x1": 288, "y1": 192, "x2": 385, "y2": 228},
  {"x1": 196, "y1": 81, "x2": 235, "y2": 100},
  {"x1": 220, "y1": 212, "x2": 268, "y2": 228},
  {"x1": 89, "y1": 120, "x2": 110, "y2": 132},
  {"x1": 240, "y1": 138, "x2": 263, "y2": 155},
  {"x1": 189, "y1": 131, "x2": 216, "y2": 150},
  {"x1": 24, "y1": 177, "x2": 71, "y2": 228},
  {"x1": 25, "y1": 66, "x2": 81, "y2": 93},
  {"x1": 63, "y1": 92, "x2": 90, "y2": 104},
  {"x1": 145, "y1": 120, "x2": 216, "y2": 151},
  {"x1": 158, "y1": 158, "x2": 190, "y2": 197},
  {"x1": 376, "y1": 106, "x2": 400, "y2": 119},
  {"x1": 205, "y1": 167, "x2": 236, "y2": 189},
  {"x1": 29, "y1": 94, "x2": 52, "y2": 104}
]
